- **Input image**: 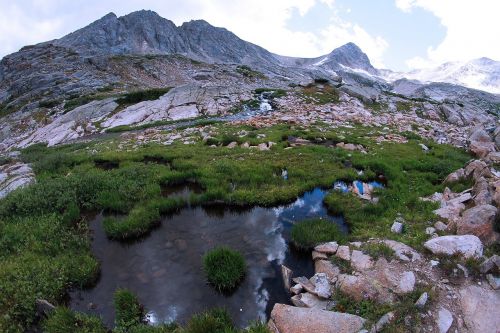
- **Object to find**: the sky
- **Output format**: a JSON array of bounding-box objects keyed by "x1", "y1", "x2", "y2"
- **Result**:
[{"x1": 0, "y1": 0, "x2": 498, "y2": 71}]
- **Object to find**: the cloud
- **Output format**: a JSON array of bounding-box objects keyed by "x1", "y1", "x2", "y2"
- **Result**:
[
  {"x1": 395, "y1": 0, "x2": 500, "y2": 69},
  {"x1": 0, "y1": 2, "x2": 63, "y2": 56}
]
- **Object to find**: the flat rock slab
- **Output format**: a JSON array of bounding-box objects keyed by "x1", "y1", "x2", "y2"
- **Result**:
[
  {"x1": 269, "y1": 303, "x2": 365, "y2": 333},
  {"x1": 459, "y1": 285, "x2": 500, "y2": 333},
  {"x1": 424, "y1": 235, "x2": 483, "y2": 259}
]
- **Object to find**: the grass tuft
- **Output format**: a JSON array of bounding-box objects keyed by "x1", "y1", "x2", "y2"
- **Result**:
[
  {"x1": 203, "y1": 247, "x2": 246, "y2": 292},
  {"x1": 291, "y1": 218, "x2": 346, "y2": 250}
]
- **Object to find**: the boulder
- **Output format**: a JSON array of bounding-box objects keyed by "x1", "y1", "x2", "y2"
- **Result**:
[
  {"x1": 480, "y1": 255, "x2": 500, "y2": 274},
  {"x1": 268, "y1": 304, "x2": 365, "y2": 333},
  {"x1": 472, "y1": 177, "x2": 492, "y2": 206},
  {"x1": 315, "y1": 260, "x2": 340, "y2": 282},
  {"x1": 370, "y1": 312, "x2": 395, "y2": 333},
  {"x1": 414, "y1": 292, "x2": 428, "y2": 309},
  {"x1": 310, "y1": 273, "x2": 331, "y2": 299},
  {"x1": 470, "y1": 140, "x2": 496, "y2": 158},
  {"x1": 486, "y1": 274, "x2": 500, "y2": 289},
  {"x1": 292, "y1": 276, "x2": 316, "y2": 295},
  {"x1": 433, "y1": 202, "x2": 465, "y2": 222},
  {"x1": 444, "y1": 168, "x2": 465, "y2": 183},
  {"x1": 291, "y1": 292, "x2": 329, "y2": 309},
  {"x1": 424, "y1": 235, "x2": 483, "y2": 259},
  {"x1": 459, "y1": 285, "x2": 500, "y2": 333},
  {"x1": 350, "y1": 250, "x2": 374, "y2": 271},
  {"x1": 464, "y1": 160, "x2": 493, "y2": 180},
  {"x1": 382, "y1": 240, "x2": 422, "y2": 262},
  {"x1": 456, "y1": 204, "x2": 499, "y2": 245},
  {"x1": 312, "y1": 251, "x2": 328, "y2": 261},
  {"x1": 434, "y1": 221, "x2": 448, "y2": 232},
  {"x1": 391, "y1": 222, "x2": 403, "y2": 234},
  {"x1": 337, "y1": 258, "x2": 416, "y2": 304},
  {"x1": 314, "y1": 242, "x2": 339, "y2": 255},
  {"x1": 336, "y1": 245, "x2": 351, "y2": 261},
  {"x1": 35, "y1": 299, "x2": 56, "y2": 318},
  {"x1": 436, "y1": 307, "x2": 453, "y2": 333}
]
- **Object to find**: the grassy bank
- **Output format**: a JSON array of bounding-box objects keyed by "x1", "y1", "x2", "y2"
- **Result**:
[{"x1": 0, "y1": 123, "x2": 470, "y2": 331}]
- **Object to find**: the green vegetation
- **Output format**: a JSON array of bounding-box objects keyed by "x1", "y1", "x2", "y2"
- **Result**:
[
  {"x1": 64, "y1": 94, "x2": 109, "y2": 112},
  {"x1": 445, "y1": 177, "x2": 474, "y2": 193},
  {"x1": 114, "y1": 289, "x2": 144, "y2": 331},
  {"x1": 323, "y1": 134, "x2": 470, "y2": 249},
  {"x1": 236, "y1": 65, "x2": 266, "y2": 79},
  {"x1": 301, "y1": 84, "x2": 340, "y2": 105},
  {"x1": 360, "y1": 242, "x2": 395, "y2": 261},
  {"x1": 330, "y1": 255, "x2": 352, "y2": 272},
  {"x1": 291, "y1": 218, "x2": 346, "y2": 250},
  {"x1": 39, "y1": 99, "x2": 60, "y2": 108},
  {"x1": 106, "y1": 117, "x2": 220, "y2": 133},
  {"x1": 64, "y1": 87, "x2": 171, "y2": 113},
  {"x1": 0, "y1": 123, "x2": 470, "y2": 331},
  {"x1": 332, "y1": 289, "x2": 392, "y2": 323},
  {"x1": 333, "y1": 287, "x2": 432, "y2": 328},
  {"x1": 254, "y1": 88, "x2": 287, "y2": 98},
  {"x1": 203, "y1": 247, "x2": 246, "y2": 292},
  {"x1": 44, "y1": 304, "x2": 268, "y2": 333},
  {"x1": 116, "y1": 88, "x2": 172, "y2": 106},
  {"x1": 43, "y1": 307, "x2": 107, "y2": 333}
]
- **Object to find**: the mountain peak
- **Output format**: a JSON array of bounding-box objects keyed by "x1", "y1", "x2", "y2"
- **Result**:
[
  {"x1": 122, "y1": 9, "x2": 161, "y2": 20},
  {"x1": 325, "y1": 42, "x2": 377, "y2": 74}
]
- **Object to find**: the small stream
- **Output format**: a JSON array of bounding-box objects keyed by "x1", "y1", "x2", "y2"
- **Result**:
[
  {"x1": 160, "y1": 91, "x2": 276, "y2": 131},
  {"x1": 70, "y1": 186, "x2": 345, "y2": 328}
]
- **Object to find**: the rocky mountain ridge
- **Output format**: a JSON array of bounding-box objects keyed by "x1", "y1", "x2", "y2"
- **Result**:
[{"x1": 0, "y1": 10, "x2": 498, "y2": 153}]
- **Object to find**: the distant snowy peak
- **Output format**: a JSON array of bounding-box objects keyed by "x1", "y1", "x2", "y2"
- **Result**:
[{"x1": 384, "y1": 58, "x2": 500, "y2": 94}]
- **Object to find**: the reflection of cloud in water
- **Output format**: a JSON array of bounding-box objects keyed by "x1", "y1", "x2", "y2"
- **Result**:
[
  {"x1": 309, "y1": 202, "x2": 322, "y2": 214},
  {"x1": 254, "y1": 279, "x2": 269, "y2": 322},
  {"x1": 263, "y1": 216, "x2": 287, "y2": 264},
  {"x1": 292, "y1": 198, "x2": 305, "y2": 208},
  {"x1": 273, "y1": 207, "x2": 284, "y2": 216}
]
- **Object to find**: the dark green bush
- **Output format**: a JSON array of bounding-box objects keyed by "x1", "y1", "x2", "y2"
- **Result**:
[
  {"x1": 116, "y1": 88, "x2": 172, "y2": 105},
  {"x1": 203, "y1": 247, "x2": 246, "y2": 292},
  {"x1": 291, "y1": 218, "x2": 346, "y2": 250}
]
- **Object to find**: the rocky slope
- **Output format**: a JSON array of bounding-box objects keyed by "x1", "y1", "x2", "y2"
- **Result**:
[{"x1": 0, "y1": 11, "x2": 499, "y2": 155}]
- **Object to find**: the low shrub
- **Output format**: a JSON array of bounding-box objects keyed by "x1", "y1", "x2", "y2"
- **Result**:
[
  {"x1": 116, "y1": 88, "x2": 172, "y2": 106},
  {"x1": 203, "y1": 247, "x2": 246, "y2": 292},
  {"x1": 291, "y1": 218, "x2": 346, "y2": 250}
]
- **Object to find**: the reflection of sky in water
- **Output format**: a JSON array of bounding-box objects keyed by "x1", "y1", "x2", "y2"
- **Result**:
[{"x1": 70, "y1": 187, "x2": 347, "y2": 328}]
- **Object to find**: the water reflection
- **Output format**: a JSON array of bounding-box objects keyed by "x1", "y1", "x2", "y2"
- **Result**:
[{"x1": 70, "y1": 187, "x2": 345, "y2": 328}]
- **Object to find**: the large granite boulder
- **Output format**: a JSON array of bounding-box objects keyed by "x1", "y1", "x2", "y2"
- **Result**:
[
  {"x1": 457, "y1": 205, "x2": 499, "y2": 245},
  {"x1": 424, "y1": 235, "x2": 483, "y2": 259},
  {"x1": 268, "y1": 303, "x2": 365, "y2": 333}
]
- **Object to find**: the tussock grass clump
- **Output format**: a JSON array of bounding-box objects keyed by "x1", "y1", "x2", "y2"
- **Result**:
[
  {"x1": 185, "y1": 308, "x2": 234, "y2": 333},
  {"x1": 43, "y1": 307, "x2": 107, "y2": 333},
  {"x1": 291, "y1": 218, "x2": 346, "y2": 250},
  {"x1": 203, "y1": 247, "x2": 246, "y2": 292},
  {"x1": 114, "y1": 289, "x2": 144, "y2": 330}
]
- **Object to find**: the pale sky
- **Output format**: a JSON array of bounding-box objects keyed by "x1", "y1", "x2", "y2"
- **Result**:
[{"x1": 0, "y1": 0, "x2": 498, "y2": 71}]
